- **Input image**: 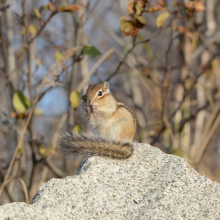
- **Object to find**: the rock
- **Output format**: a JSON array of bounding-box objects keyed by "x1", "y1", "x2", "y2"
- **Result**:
[{"x1": 0, "y1": 143, "x2": 220, "y2": 220}]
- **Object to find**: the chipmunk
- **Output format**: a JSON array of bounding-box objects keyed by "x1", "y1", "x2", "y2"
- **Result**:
[{"x1": 59, "y1": 81, "x2": 136, "y2": 159}]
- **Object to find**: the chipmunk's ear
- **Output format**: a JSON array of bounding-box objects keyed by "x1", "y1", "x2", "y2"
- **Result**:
[{"x1": 103, "y1": 81, "x2": 110, "y2": 93}]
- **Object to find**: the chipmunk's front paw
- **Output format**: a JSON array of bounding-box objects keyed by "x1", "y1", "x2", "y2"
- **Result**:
[{"x1": 85, "y1": 107, "x2": 91, "y2": 114}]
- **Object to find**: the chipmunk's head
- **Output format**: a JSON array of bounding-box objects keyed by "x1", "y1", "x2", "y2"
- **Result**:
[{"x1": 81, "y1": 81, "x2": 116, "y2": 115}]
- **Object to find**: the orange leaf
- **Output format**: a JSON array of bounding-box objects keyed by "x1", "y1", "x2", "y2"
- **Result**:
[
  {"x1": 185, "y1": 1, "x2": 205, "y2": 12},
  {"x1": 127, "y1": 0, "x2": 146, "y2": 16},
  {"x1": 146, "y1": 5, "x2": 164, "y2": 12},
  {"x1": 194, "y1": 1, "x2": 205, "y2": 12},
  {"x1": 127, "y1": 0, "x2": 135, "y2": 15},
  {"x1": 58, "y1": 4, "x2": 81, "y2": 13},
  {"x1": 10, "y1": 112, "x2": 16, "y2": 118},
  {"x1": 185, "y1": 1, "x2": 197, "y2": 10}
]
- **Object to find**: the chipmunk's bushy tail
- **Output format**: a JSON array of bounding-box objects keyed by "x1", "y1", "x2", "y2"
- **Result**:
[{"x1": 58, "y1": 132, "x2": 133, "y2": 159}]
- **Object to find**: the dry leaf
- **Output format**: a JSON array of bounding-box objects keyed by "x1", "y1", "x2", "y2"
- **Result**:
[
  {"x1": 69, "y1": 90, "x2": 81, "y2": 108},
  {"x1": 146, "y1": 5, "x2": 164, "y2": 12},
  {"x1": 36, "y1": 59, "x2": 41, "y2": 68},
  {"x1": 127, "y1": 0, "x2": 147, "y2": 15},
  {"x1": 135, "y1": 1, "x2": 143, "y2": 16},
  {"x1": 43, "y1": 2, "x2": 55, "y2": 11},
  {"x1": 120, "y1": 16, "x2": 146, "y2": 36},
  {"x1": 34, "y1": 108, "x2": 43, "y2": 116},
  {"x1": 134, "y1": 16, "x2": 146, "y2": 28},
  {"x1": 194, "y1": 2, "x2": 206, "y2": 12},
  {"x1": 48, "y1": 2, "x2": 55, "y2": 11},
  {"x1": 28, "y1": 24, "x2": 38, "y2": 36},
  {"x1": 127, "y1": 0, "x2": 135, "y2": 15},
  {"x1": 10, "y1": 112, "x2": 27, "y2": 119},
  {"x1": 157, "y1": 0, "x2": 167, "y2": 7},
  {"x1": 58, "y1": 4, "x2": 81, "y2": 13},
  {"x1": 136, "y1": 0, "x2": 149, "y2": 8},
  {"x1": 10, "y1": 112, "x2": 16, "y2": 118},
  {"x1": 72, "y1": 124, "x2": 82, "y2": 134},
  {"x1": 33, "y1": 8, "x2": 41, "y2": 19},
  {"x1": 173, "y1": 1, "x2": 184, "y2": 7},
  {"x1": 39, "y1": 147, "x2": 47, "y2": 156},
  {"x1": 120, "y1": 16, "x2": 137, "y2": 36},
  {"x1": 12, "y1": 91, "x2": 31, "y2": 113},
  {"x1": 156, "y1": 11, "x2": 169, "y2": 28},
  {"x1": 22, "y1": 26, "x2": 26, "y2": 35},
  {"x1": 54, "y1": 51, "x2": 64, "y2": 61},
  {"x1": 185, "y1": 1, "x2": 205, "y2": 12}
]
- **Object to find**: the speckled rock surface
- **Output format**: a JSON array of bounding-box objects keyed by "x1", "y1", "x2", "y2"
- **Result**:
[{"x1": 0, "y1": 143, "x2": 220, "y2": 220}]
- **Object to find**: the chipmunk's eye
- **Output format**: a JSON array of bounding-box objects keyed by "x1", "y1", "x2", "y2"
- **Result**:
[
  {"x1": 98, "y1": 91, "x2": 102, "y2": 96},
  {"x1": 84, "y1": 93, "x2": 87, "y2": 99}
]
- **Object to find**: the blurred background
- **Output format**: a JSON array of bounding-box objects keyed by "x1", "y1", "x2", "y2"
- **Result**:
[{"x1": 0, "y1": 0, "x2": 220, "y2": 204}]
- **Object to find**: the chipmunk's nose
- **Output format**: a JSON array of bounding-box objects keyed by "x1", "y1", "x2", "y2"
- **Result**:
[{"x1": 88, "y1": 99, "x2": 96, "y2": 106}]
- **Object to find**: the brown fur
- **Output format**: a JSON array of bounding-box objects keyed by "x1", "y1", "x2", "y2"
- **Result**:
[
  {"x1": 117, "y1": 102, "x2": 136, "y2": 140},
  {"x1": 59, "y1": 133, "x2": 132, "y2": 159},
  {"x1": 59, "y1": 82, "x2": 137, "y2": 159}
]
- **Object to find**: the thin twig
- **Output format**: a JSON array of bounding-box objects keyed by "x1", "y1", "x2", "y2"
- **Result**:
[
  {"x1": 18, "y1": 177, "x2": 29, "y2": 204},
  {"x1": 178, "y1": 100, "x2": 210, "y2": 132},
  {"x1": 106, "y1": 44, "x2": 135, "y2": 82},
  {"x1": 106, "y1": 23, "x2": 171, "y2": 82},
  {"x1": 45, "y1": 158, "x2": 65, "y2": 178},
  {"x1": 193, "y1": 103, "x2": 220, "y2": 169},
  {"x1": 160, "y1": 25, "x2": 174, "y2": 138},
  {"x1": 0, "y1": 89, "x2": 41, "y2": 197},
  {"x1": 0, "y1": 168, "x2": 14, "y2": 202},
  {"x1": 136, "y1": 23, "x2": 171, "y2": 45},
  {"x1": 28, "y1": 11, "x2": 58, "y2": 44},
  {"x1": 77, "y1": 47, "x2": 117, "y2": 91},
  {"x1": 150, "y1": 43, "x2": 220, "y2": 145},
  {"x1": 0, "y1": 171, "x2": 24, "y2": 199}
]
